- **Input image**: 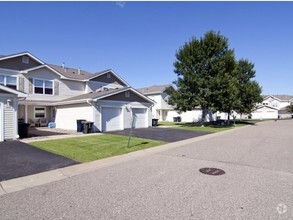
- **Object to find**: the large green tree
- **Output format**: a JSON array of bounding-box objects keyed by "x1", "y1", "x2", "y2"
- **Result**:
[
  {"x1": 167, "y1": 31, "x2": 238, "y2": 123},
  {"x1": 234, "y1": 59, "x2": 263, "y2": 118}
]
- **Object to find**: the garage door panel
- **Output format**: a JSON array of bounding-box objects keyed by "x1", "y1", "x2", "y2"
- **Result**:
[
  {"x1": 132, "y1": 108, "x2": 147, "y2": 128},
  {"x1": 102, "y1": 107, "x2": 122, "y2": 131}
]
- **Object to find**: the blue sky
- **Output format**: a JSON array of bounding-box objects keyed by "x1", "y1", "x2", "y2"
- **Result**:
[{"x1": 0, "y1": 2, "x2": 292, "y2": 95}]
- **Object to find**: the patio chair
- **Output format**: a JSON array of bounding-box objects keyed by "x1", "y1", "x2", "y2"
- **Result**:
[{"x1": 39, "y1": 118, "x2": 48, "y2": 127}]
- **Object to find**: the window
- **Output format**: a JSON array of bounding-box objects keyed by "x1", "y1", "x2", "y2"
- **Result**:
[
  {"x1": 34, "y1": 107, "x2": 46, "y2": 118},
  {"x1": 125, "y1": 91, "x2": 130, "y2": 98},
  {"x1": 107, "y1": 73, "x2": 111, "y2": 78},
  {"x1": 22, "y1": 56, "x2": 29, "y2": 64},
  {"x1": 0, "y1": 74, "x2": 17, "y2": 90},
  {"x1": 34, "y1": 79, "x2": 53, "y2": 95}
]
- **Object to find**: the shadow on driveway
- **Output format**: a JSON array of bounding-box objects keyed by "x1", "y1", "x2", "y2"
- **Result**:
[
  {"x1": 0, "y1": 141, "x2": 78, "y2": 181},
  {"x1": 107, "y1": 127, "x2": 210, "y2": 142}
]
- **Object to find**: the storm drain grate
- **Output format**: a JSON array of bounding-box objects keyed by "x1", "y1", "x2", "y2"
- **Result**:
[{"x1": 199, "y1": 167, "x2": 225, "y2": 176}]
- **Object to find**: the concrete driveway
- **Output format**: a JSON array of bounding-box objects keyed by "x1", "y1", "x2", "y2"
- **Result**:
[
  {"x1": 107, "y1": 127, "x2": 209, "y2": 142},
  {"x1": 0, "y1": 141, "x2": 78, "y2": 181}
]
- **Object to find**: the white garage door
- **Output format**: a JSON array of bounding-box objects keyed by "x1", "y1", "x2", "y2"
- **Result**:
[
  {"x1": 132, "y1": 108, "x2": 147, "y2": 128},
  {"x1": 102, "y1": 107, "x2": 122, "y2": 131}
]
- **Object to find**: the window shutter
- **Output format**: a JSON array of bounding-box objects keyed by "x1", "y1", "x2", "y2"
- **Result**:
[
  {"x1": 18, "y1": 77, "x2": 24, "y2": 92},
  {"x1": 54, "y1": 80, "x2": 59, "y2": 95},
  {"x1": 28, "y1": 78, "x2": 33, "y2": 94}
]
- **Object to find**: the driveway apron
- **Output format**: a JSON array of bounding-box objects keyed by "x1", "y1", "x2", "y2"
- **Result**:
[{"x1": 0, "y1": 141, "x2": 78, "y2": 181}]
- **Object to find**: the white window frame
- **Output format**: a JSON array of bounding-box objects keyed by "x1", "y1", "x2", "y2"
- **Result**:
[
  {"x1": 33, "y1": 78, "x2": 54, "y2": 95},
  {"x1": 34, "y1": 107, "x2": 46, "y2": 119},
  {"x1": 0, "y1": 74, "x2": 18, "y2": 90}
]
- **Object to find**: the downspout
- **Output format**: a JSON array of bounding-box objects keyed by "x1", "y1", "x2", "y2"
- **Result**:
[{"x1": 86, "y1": 99, "x2": 96, "y2": 132}]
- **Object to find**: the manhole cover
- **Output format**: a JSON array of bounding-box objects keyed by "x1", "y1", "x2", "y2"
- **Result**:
[{"x1": 199, "y1": 167, "x2": 225, "y2": 176}]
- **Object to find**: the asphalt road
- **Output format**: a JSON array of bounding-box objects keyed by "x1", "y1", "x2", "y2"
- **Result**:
[
  {"x1": 107, "y1": 127, "x2": 209, "y2": 142},
  {"x1": 0, "y1": 141, "x2": 78, "y2": 181},
  {"x1": 0, "y1": 120, "x2": 292, "y2": 219}
]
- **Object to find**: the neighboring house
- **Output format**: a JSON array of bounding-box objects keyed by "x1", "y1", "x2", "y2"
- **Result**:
[
  {"x1": 261, "y1": 95, "x2": 293, "y2": 119},
  {"x1": 138, "y1": 84, "x2": 293, "y2": 122},
  {"x1": 0, "y1": 52, "x2": 153, "y2": 134},
  {"x1": 0, "y1": 85, "x2": 27, "y2": 141},
  {"x1": 137, "y1": 84, "x2": 215, "y2": 122},
  {"x1": 250, "y1": 105, "x2": 278, "y2": 120}
]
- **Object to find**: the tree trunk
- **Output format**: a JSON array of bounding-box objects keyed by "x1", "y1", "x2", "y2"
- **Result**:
[
  {"x1": 227, "y1": 112, "x2": 231, "y2": 126},
  {"x1": 201, "y1": 107, "x2": 208, "y2": 126}
]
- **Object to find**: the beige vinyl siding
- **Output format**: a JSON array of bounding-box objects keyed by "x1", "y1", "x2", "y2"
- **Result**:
[{"x1": 25, "y1": 67, "x2": 85, "y2": 101}]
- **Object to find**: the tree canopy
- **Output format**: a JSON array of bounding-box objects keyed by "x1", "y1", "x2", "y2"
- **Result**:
[{"x1": 167, "y1": 31, "x2": 262, "y2": 123}]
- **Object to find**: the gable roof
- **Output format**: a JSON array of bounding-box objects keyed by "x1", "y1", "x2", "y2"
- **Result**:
[
  {"x1": 0, "y1": 85, "x2": 27, "y2": 98},
  {"x1": 0, "y1": 51, "x2": 44, "y2": 65},
  {"x1": 138, "y1": 84, "x2": 174, "y2": 95},
  {"x1": 54, "y1": 87, "x2": 153, "y2": 105},
  {"x1": 87, "y1": 69, "x2": 130, "y2": 86},
  {"x1": 263, "y1": 95, "x2": 293, "y2": 102},
  {"x1": 253, "y1": 105, "x2": 278, "y2": 111},
  {"x1": 0, "y1": 52, "x2": 128, "y2": 84}
]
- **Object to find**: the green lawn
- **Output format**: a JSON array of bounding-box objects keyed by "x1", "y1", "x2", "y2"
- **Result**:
[
  {"x1": 159, "y1": 119, "x2": 264, "y2": 133},
  {"x1": 30, "y1": 134, "x2": 166, "y2": 163}
]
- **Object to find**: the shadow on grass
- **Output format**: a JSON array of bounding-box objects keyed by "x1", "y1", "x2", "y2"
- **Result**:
[
  {"x1": 179, "y1": 119, "x2": 258, "y2": 128},
  {"x1": 128, "y1": 142, "x2": 150, "y2": 148}
]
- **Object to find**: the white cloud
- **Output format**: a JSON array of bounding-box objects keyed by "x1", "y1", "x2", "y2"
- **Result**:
[{"x1": 116, "y1": 2, "x2": 126, "y2": 8}]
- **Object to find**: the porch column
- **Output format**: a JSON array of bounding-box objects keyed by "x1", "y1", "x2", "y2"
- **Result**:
[
  {"x1": 160, "y1": 110, "x2": 163, "y2": 121},
  {"x1": 24, "y1": 105, "x2": 28, "y2": 123}
]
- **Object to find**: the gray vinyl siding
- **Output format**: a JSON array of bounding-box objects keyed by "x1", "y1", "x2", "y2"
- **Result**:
[
  {"x1": 0, "y1": 55, "x2": 41, "y2": 71},
  {"x1": 90, "y1": 72, "x2": 127, "y2": 86},
  {"x1": 87, "y1": 81, "x2": 124, "y2": 92}
]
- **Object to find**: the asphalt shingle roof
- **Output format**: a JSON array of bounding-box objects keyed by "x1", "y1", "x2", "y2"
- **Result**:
[
  {"x1": 58, "y1": 88, "x2": 126, "y2": 102},
  {"x1": 138, "y1": 84, "x2": 173, "y2": 95},
  {"x1": 263, "y1": 95, "x2": 293, "y2": 101},
  {"x1": 48, "y1": 64, "x2": 94, "y2": 80}
]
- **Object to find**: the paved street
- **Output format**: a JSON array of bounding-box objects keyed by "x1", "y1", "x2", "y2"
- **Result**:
[{"x1": 0, "y1": 120, "x2": 292, "y2": 219}]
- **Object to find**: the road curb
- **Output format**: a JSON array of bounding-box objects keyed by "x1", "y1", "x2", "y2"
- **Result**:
[{"x1": 0, "y1": 124, "x2": 253, "y2": 196}]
